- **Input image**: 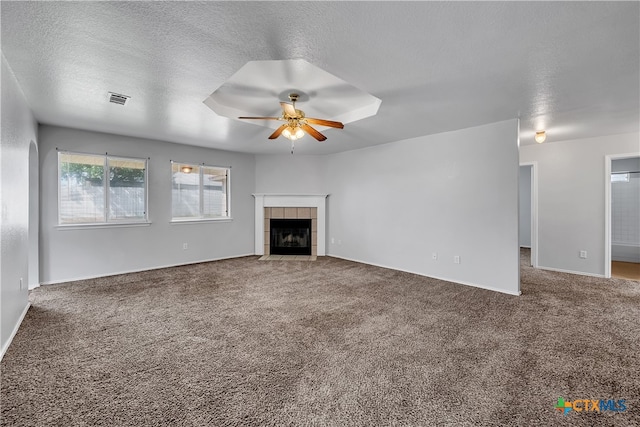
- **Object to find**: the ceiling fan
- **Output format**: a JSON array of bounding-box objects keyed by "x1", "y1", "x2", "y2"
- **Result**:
[{"x1": 239, "y1": 93, "x2": 344, "y2": 142}]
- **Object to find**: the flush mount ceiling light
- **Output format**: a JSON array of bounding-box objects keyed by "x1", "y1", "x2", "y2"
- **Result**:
[
  {"x1": 203, "y1": 59, "x2": 381, "y2": 152},
  {"x1": 535, "y1": 131, "x2": 546, "y2": 143}
]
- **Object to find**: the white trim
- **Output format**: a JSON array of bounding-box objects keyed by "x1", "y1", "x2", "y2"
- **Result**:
[
  {"x1": 56, "y1": 221, "x2": 151, "y2": 230},
  {"x1": 536, "y1": 265, "x2": 606, "y2": 278},
  {"x1": 516, "y1": 118, "x2": 521, "y2": 294},
  {"x1": 252, "y1": 193, "x2": 329, "y2": 197},
  {"x1": 605, "y1": 153, "x2": 640, "y2": 279},
  {"x1": 0, "y1": 303, "x2": 31, "y2": 362},
  {"x1": 520, "y1": 161, "x2": 538, "y2": 269},
  {"x1": 28, "y1": 140, "x2": 40, "y2": 289},
  {"x1": 39, "y1": 253, "x2": 255, "y2": 285},
  {"x1": 170, "y1": 218, "x2": 233, "y2": 224},
  {"x1": 605, "y1": 155, "x2": 612, "y2": 278},
  {"x1": 253, "y1": 194, "x2": 328, "y2": 256},
  {"x1": 171, "y1": 160, "x2": 232, "y2": 170},
  {"x1": 104, "y1": 156, "x2": 110, "y2": 224},
  {"x1": 226, "y1": 168, "x2": 232, "y2": 219},
  {"x1": 328, "y1": 254, "x2": 522, "y2": 296}
]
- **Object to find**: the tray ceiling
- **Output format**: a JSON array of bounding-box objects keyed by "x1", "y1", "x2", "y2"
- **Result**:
[{"x1": 203, "y1": 59, "x2": 381, "y2": 130}]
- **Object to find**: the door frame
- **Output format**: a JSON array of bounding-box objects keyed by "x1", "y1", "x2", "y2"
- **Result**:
[
  {"x1": 605, "y1": 153, "x2": 640, "y2": 278},
  {"x1": 520, "y1": 161, "x2": 538, "y2": 269}
]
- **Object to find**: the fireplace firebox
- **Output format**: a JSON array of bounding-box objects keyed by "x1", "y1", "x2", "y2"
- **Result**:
[{"x1": 270, "y1": 219, "x2": 312, "y2": 255}]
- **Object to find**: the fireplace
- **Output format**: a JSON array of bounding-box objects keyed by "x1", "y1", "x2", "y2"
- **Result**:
[
  {"x1": 253, "y1": 194, "x2": 327, "y2": 256},
  {"x1": 262, "y1": 206, "x2": 318, "y2": 256},
  {"x1": 270, "y1": 219, "x2": 312, "y2": 255}
]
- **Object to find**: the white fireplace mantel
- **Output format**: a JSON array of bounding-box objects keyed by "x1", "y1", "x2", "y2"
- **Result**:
[{"x1": 253, "y1": 194, "x2": 328, "y2": 256}]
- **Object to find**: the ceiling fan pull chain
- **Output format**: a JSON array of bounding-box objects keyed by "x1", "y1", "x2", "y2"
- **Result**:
[{"x1": 291, "y1": 140, "x2": 295, "y2": 155}]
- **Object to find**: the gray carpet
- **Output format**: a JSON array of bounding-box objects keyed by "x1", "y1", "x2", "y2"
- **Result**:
[{"x1": 2, "y1": 250, "x2": 639, "y2": 426}]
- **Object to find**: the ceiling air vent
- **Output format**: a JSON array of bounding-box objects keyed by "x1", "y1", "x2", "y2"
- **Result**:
[{"x1": 108, "y1": 92, "x2": 130, "y2": 106}]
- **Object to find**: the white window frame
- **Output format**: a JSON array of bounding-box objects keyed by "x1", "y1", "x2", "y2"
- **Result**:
[
  {"x1": 57, "y1": 151, "x2": 149, "y2": 227},
  {"x1": 170, "y1": 161, "x2": 231, "y2": 222}
]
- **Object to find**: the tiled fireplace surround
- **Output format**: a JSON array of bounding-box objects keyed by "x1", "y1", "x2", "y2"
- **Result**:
[
  {"x1": 253, "y1": 194, "x2": 327, "y2": 256},
  {"x1": 264, "y1": 207, "x2": 317, "y2": 256}
]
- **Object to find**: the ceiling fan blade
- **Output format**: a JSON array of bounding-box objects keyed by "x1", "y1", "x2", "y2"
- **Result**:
[
  {"x1": 305, "y1": 118, "x2": 344, "y2": 129},
  {"x1": 301, "y1": 124, "x2": 327, "y2": 141},
  {"x1": 268, "y1": 124, "x2": 288, "y2": 140},
  {"x1": 238, "y1": 116, "x2": 280, "y2": 120},
  {"x1": 280, "y1": 102, "x2": 298, "y2": 117}
]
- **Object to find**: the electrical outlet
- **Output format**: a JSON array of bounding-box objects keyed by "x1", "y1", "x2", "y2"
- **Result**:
[
  {"x1": 432, "y1": 252, "x2": 438, "y2": 260},
  {"x1": 579, "y1": 250, "x2": 587, "y2": 259},
  {"x1": 19, "y1": 277, "x2": 23, "y2": 290},
  {"x1": 183, "y1": 243, "x2": 188, "y2": 250},
  {"x1": 454, "y1": 255, "x2": 461, "y2": 264},
  {"x1": 331, "y1": 237, "x2": 335, "y2": 244}
]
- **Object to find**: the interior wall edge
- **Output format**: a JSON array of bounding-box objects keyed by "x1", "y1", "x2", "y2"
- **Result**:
[
  {"x1": 1, "y1": 54, "x2": 37, "y2": 356},
  {"x1": 0, "y1": 303, "x2": 31, "y2": 362}
]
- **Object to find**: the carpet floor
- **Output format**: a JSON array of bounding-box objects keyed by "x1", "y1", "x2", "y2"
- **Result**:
[{"x1": 2, "y1": 250, "x2": 639, "y2": 426}]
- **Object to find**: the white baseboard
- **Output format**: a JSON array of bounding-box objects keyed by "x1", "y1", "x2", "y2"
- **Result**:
[
  {"x1": 612, "y1": 257, "x2": 640, "y2": 263},
  {"x1": 0, "y1": 302, "x2": 31, "y2": 362},
  {"x1": 536, "y1": 265, "x2": 606, "y2": 278},
  {"x1": 40, "y1": 253, "x2": 256, "y2": 285},
  {"x1": 327, "y1": 254, "x2": 521, "y2": 296}
]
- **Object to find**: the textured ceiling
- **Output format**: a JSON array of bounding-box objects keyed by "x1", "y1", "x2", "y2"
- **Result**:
[{"x1": 1, "y1": 1, "x2": 638, "y2": 155}]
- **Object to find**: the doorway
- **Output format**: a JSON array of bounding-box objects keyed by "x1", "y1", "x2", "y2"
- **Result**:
[{"x1": 608, "y1": 156, "x2": 640, "y2": 280}]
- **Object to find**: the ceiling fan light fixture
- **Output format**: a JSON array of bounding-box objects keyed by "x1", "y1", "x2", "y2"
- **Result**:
[
  {"x1": 535, "y1": 131, "x2": 546, "y2": 143},
  {"x1": 282, "y1": 126, "x2": 304, "y2": 141},
  {"x1": 237, "y1": 90, "x2": 343, "y2": 143}
]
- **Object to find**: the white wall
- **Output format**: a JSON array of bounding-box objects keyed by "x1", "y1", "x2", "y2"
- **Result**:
[
  {"x1": 255, "y1": 154, "x2": 327, "y2": 194},
  {"x1": 520, "y1": 133, "x2": 640, "y2": 276},
  {"x1": 324, "y1": 119, "x2": 521, "y2": 295},
  {"x1": 1, "y1": 54, "x2": 38, "y2": 357},
  {"x1": 39, "y1": 125, "x2": 256, "y2": 284},
  {"x1": 519, "y1": 165, "x2": 532, "y2": 247}
]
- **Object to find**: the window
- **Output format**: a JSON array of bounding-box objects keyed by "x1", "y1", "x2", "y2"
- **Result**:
[
  {"x1": 58, "y1": 152, "x2": 147, "y2": 225},
  {"x1": 171, "y1": 162, "x2": 230, "y2": 221}
]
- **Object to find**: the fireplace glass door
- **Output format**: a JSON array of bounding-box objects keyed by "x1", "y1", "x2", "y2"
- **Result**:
[{"x1": 270, "y1": 219, "x2": 312, "y2": 255}]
